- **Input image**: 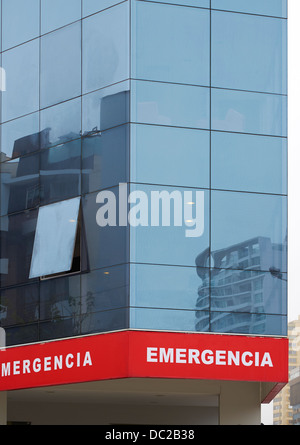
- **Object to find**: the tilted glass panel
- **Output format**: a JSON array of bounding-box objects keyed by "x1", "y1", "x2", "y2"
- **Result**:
[
  {"x1": 40, "y1": 22, "x2": 81, "y2": 108},
  {"x1": 132, "y1": 2, "x2": 210, "y2": 86},
  {"x1": 82, "y1": 2, "x2": 129, "y2": 94},
  {"x1": 210, "y1": 191, "x2": 287, "y2": 273},
  {"x1": 130, "y1": 184, "x2": 209, "y2": 267},
  {"x1": 2, "y1": 40, "x2": 39, "y2": 122},
  {"x1": 212, "y1": 11, "x2": 287, "y2": 94},
  {"x1": 211, "y1": 88, "x2": 287, "y2": 136},
  {"x1": 29, "y1": 197, "x2": 81, "y2": 279},
  {"x1": 211, "y1": 132, "x2": 287, "y2": 195},
  {"x1": 41, "y1": 0, "x2": 81, "y2": 34},
  {"x1": 82, "y1": 0, "x2": 123, "y2": 17},
  {"x1": 2, "y1": 0, "x2": 40, "y2": 50},
  {"x1": 211, "y1": 0, "x2": 287, "y2": 18},
  {"x1": 131, "y1": 124, "x2": 209, "y2": 189},
  {"x1": 131, "y1": 80, "x2": 210, "y2": 129}
]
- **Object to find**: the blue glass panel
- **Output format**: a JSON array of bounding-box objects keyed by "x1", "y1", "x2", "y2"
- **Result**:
[
  {"x1": 130, "y1": 308, "x2": 210, "y2": 332},
  {"x1": 212, "y1": 11, "x2": 287, "y2": 94},
  {"x1": 143, "y1": 0, "x2": 209, "y2": 7},
  {"x1": 1, "y1": 113, "x2": 39, "y2": 161},
  {"x1": 39, "y1": 317, "x2": 81, "y2": 341},
  {"x1": 40, "y1": 98, "x2": 81, "y2": 149},
  {"x1": 82, "y1": 2, "x2": 129, "y2": 94},
  {"x1": 210, "y1": 312, "x2": 287, "y2": 336},
  {"x1": 1, "y1": 153, "x2": 40, "y2": 216},
  {"x1": 80, "y1": 308, "x2": 128, "y2": 334},
  {"x1": 210, "y1": 269, "x2": 287, "y2": 316},
  {"x1": 82, "y1": 124, "x2": 129, "y2": 194},
  {"x1": 210, "y1": 191, "x2": 287, "y2": 273},
  {"x1": 2, "y1": 40, "x2": 39, "y2": 122},
  {"x1": 131, "y1": 264, "x2": 209, "y2": 310},
  {"x1": 2, "y1": 0, "x2": 39, "y2": 50},
  {"x1": 40, "y1": 139, "x2": 81, "y2": 205},
  {"x1": 0, "y1": 283, "x2": 39, "y2": 327},
  {"x1": 130, "y1": 184, "x2": 209, "y2": 267},
  {"x1": 211, "y1": 89, "x2": 287, "y2": 136},
  {"x1": 131, "y1": 124, "x2": 209, "y2": 189},
  {"x1": 82, "y1": 0, "x2": 122, "y2": 17},
  {"x1": 40, "y1": 22, "x2": 81, "y2": 108},
  {"x1": 132, "y1": 2, "x2": 210, "y2": 86},
  {"x1": 82, "y1": 81, "x2": 130, "y2": 134},
  {"x1": 212, "y1": 0, "x2": 287, "y2": 18},
  {"x1": 132, "y1": 80, "x2": 210, "y2": 129},
  {"x1": 211, "y1": 132, "x2": 287, "y2": 194},
  {"x1": 41, "y1": 0, "x2": 81, "y2": 33}
]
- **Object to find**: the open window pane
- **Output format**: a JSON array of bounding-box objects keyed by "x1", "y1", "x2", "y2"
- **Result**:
[{"x1": 29, "y1": 197, "x2": 81, "y2": 279}]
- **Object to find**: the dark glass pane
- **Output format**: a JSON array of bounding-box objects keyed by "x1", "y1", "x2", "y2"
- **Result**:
[
  {"x1": 5, "y1": 324, "x2": 39, "y2": 347},
  {"x1": 0, "y1": 283, "x2": 39, "y2": 327},
  {"x1": 80, "y1": 308, "x2": 128, "y2": 334},
  {"x1": 39, "y1": 317, "x2": 81, "y2": 341},
  {"x1": 1, "y1": 153, "x2": 40, "y2": 216},
  {"x1": 40, "y1": 139, "x2": 81, "y2": 205},
  {"x1": 82, "y1": 125, "x2": 129, "y2": 194}
]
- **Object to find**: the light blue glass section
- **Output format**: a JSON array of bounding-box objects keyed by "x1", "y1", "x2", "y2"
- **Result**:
[
  {"x1": 29, "y1": 197, "x2": 81, "y2": 279},
  {"x1": 132, "y1": 80, "x2": 210, "y2": 129},
  {"x1": 131, "y1": 124, "x2": 209, "y2": 189},
  {"x1": 2, "y1": 0, "x2": 40, "y2": 50},
  {"x1": 2, "y1": 40, "x2": 39, "y2": 122},
  {"x1": 143, "y1": 0, "x2": 209, "y2": 7},
  {"x1": 130, "y1": 264, "x2": 209, "y2": 310},
  {"x1": 82, "y1": 0, "x2": 123, "y2": 17},
  {"x1": 130, "y1": 184, "x2": 209, "y2": 267},
  {"x1": 210, "y1": 191, "x2": 287, "y2": 273},
  {"x1": 212, "y1": 11, "x2": 287, "y2": 94},
  {"x1": 41, "y1": 0, "x2": 81, "y2": 34},
  {"x1": 82, "y1": 2, "x2": 129, "y2": 94},
  {"x1": 40, "y1": 22, "x2": 81, "y2": 108},
  {"x1": 212, "y1": 0, "x2": 287, "y2": 18},
  {"x1": 211, "y1": 132, "x2": 287, "y2": 195},
  {"x1": 211, "y1": 89, "x2": 287, "y2": 136},
  {"x1": 132, "y1": 2, "x2": 210, "y2": 86}
]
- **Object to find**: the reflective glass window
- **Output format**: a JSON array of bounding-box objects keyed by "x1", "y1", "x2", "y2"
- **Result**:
[
  {"x1": 39, "y1": 317, "x2": 80, "y2": 341},
  {"x1": 81, "y1": 265, "x2": 129, "y2": 313},
  {"x1": 40, "y1": 22, "x2": 81, "y2": 109},
  {"x1": 40, "y1": 98, "x2": 81, "y2": 149},
  {"x1": 2, "y1": 40, "x2": 39, "y2": 122},
  {"x1": 82, "y1": 2, "x2": 129, "y2": 94},
  {"x1": 82, "y1": 189, "x2": 129, "y2": 271},
  {"x1": 80, "y1": 308, "x2": 128, "y2": 334},
  {"x1": 1, "y1": 153, "x2": 40, "y2": 216},
  {"x1": 0, "y1": 209, "x2": 38, "y2": 287},
  {"x1": 211, "y1": 88, "x2": 287, "y2": 137},
  {"x1": 1, "y1": 113, "x2": 39, "y2": 162},
  {"x1": 130, "y1": 308, "x2": 209, "y2": 332},
  {"x1": 211, "y1": 0, "x2": 287, "y2": 18},
  {"x1": 131, "y1": 264, "x2": 209, "y2": 311},
  {"x1": 40, "y1": 139, "x2": 81, "y2": 205},
  {"x1": 40, "y1": 274, "x2": 81, "y2": 321},
  {"x1": 211, "y1": 132, "x2": 287, "y2": 195},
  {"x1": 5, "y1": 324, "x2": 38, "y2": 347},
  {"x1": 132, "y1": 81, "x2": 210, "y2": 129},
  {"x1": 132, "y1": 2, "x2": 209, "y2": 86},
  {"x1": 143, "y1": 0, "x2": 209, "y2": 7},
  {"x1": 2, "y1": 0, "x2": 40, "y2": 50},
  {"x1": 210, "y1": 269, "x2": 287, "y2": 316},
  {"x1": 212, "y1": 11, "x2": 287, "y2": 94},
  {"x1": 131, "y1": 125, "x2": 209, "y2": 189},
  {"x1": 210, "y1": 191, "x2": 287, "y2": 273},
  {"x1": 130, "y1": 184, "x2": 209, "y2": 267},
  {"x1": 210, "y1": 312, "x2": 287, "y2": 336},
  {"x1": 41, "y1": 0, "x2": 81, "y2": 34},
  {"x1": 0, "y1": 283, "x2": 39, "y2": 327},
  {"x1": 82, "y1": 125, "x2": 129, "y2": 194},
  {"x1": 82, "y1": 0, "x2": 122, "y2": 17},
  {"x1": 82, "y1": 81, "x2": 130, "y2": 134},
  {"x1": 30, "y1": 197, "x2": 81, "y2": 279}
]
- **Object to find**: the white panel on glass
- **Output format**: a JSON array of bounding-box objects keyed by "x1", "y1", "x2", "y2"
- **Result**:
[{"x1": 29, "y1": 197, "x2": 80, "y2": 279}]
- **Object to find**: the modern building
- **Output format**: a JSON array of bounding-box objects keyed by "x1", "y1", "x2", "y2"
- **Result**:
[{"x1": 0, "y1": 0, "x2": 288, "y2": 425}]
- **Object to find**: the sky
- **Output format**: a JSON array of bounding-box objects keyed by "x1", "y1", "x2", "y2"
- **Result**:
[{"x1": 261, "y1": 0, "x2": 298, "y2": 424}]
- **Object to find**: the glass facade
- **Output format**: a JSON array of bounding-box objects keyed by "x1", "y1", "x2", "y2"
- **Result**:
[{"x1": 0, "y1": 0, "x2": 287, "y2": 346}]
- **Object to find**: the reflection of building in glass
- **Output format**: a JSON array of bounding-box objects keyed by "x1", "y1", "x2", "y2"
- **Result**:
[{"x1": 195, "y1": 236, "x2": 287, "y2": 335}]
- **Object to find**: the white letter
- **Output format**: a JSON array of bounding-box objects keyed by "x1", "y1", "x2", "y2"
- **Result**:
[
  {"x1": 23, "y1": 360, "x2": 31, "y2": 374},
  {"x1": 260, "y1": 352, "x2": 273, "y2": 367},
  {"x1": 33, "y1": 358, "x2": 41, "y2": 373},
  {"x1": 0, "y1": 67, "x2": 6, "y2": 92},
  {"x1": 216, "y1": 350, "x2": 226, "y2": 365},
  {"x1": 185, "y1": 190, "x2": 204, "y2": 238},
  {"x1": 96, "y1": 190, "x2": 117, "y2": 227},
  {"x1": 13, "y1": 361, "x2": 20, "y2": 375},
  {"x1": 119, "y1": 183, "x2": 128, "y2": 226},
  {"x1": 241, "y1": 352, "x2": 253, "y2": 367},
  {"x1": 54, "y1": 355, "x2": 63, "y2": 370},
  {"x1": 188, "y1": 349, "x2": 200, "y2": 364},
  {"x1": 228, "y1": 351, "x2": 240, "y2": 366},
  {"x1": 83, "y1": 351, "x2": 93, "y2": 367},
  {"x1": 66, "y1": 354, "x2": 74, "y2": 368},
  {"x1": 44, "y1": 357, "x2": 51, "y2": 371},
  {"x1": 159, "y1": 348, "x2": 174, "y2": 363},
  {"x1": 2, "y1": 363, "x2": 10, "y2": 377},
  {"x1": 147, "y1": 347, "x2": 158, "y2": 363},
  {"x1": 128, "y1": 190, "x2": 148, "y2": 227},
  {"x1": 151, "y1": 190, "x2": 182, "y2": 227},
  {"x1": 176, "y1": 349, "x2": 187, "y2": 363},
  {"x1": 201, "y1": 350, "x2": 214, "y2": 365}
]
